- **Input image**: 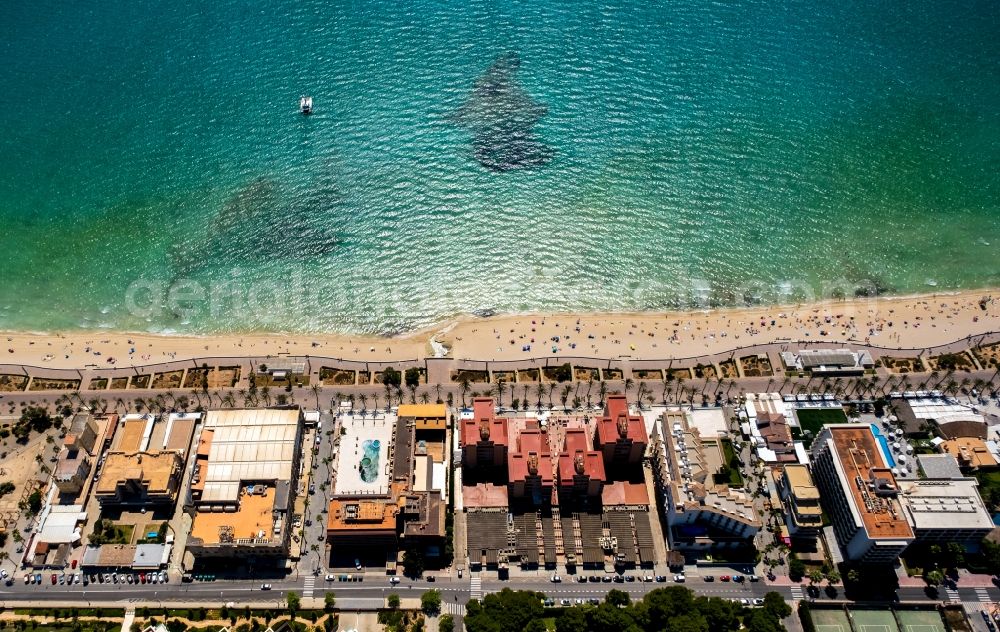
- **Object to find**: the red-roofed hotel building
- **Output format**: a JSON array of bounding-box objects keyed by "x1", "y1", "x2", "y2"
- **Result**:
[
  {"x1": 558, "y1": 428, "x2": 606, "y2": 500},
  {"x1": 461, "y1": 398, "x2": 510, "y2": 469},
  {"x1": 595, "y1": 394, "x2": 648, "y2": 468}
]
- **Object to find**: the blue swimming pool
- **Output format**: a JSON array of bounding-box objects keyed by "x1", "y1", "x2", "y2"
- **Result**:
[{"x1": 870, "y1": 424, "x2": 896, "y2": 468}]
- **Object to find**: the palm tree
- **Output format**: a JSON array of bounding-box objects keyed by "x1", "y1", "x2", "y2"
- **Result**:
[
  {"x1": 311, "y1": 384, "x2": 321, "y2": 409},
  {"x1": 419, "y1": 391, "x2": 430, "y2": 404},
  {"x1": 493, "y1": 380, "x2": 506, "y2": 409},
  {"x1": 358, "y1": 393, "x2": 368, "y2": 411},
  {"x1": 635, "y1": 382, "x2": 649, "y2": 409},
  {"x1": 434, "y1": 384, "x2": 443, "y2": 404},
  {"x1": 260, "y1": 386, "x2": 272, "y2": 406},
  {"x1": 459, "y1": 377, "x2": 471, "y2": 408},
  {"x1": 623, "y1": 378, "x2": 634, "y2": 403},
  {"x1": 598, "y1": 380, "x2": 608, "y2": 406},
  {"x1": 221, "y1": 393, "x2": 236, "y2": 408},
  {"x1": 534, "y1": 383, "x2": 545, "y2": 409},
  {"x1": 560, "y1": 384, "x2": 572, "y2": 410}
]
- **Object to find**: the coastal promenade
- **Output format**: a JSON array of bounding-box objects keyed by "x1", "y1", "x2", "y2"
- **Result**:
[{"x1": 1, "y1": 330, "x2": 997, "y2": 401}]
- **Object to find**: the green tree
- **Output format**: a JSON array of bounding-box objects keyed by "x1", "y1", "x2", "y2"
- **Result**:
[
  {"x1": 925, "y1": 569, "x2": 945, "y2": 586},
  {"x1": 808, "y1": 569, "x2": 824, "y2": 585},
  {"x1": 556, "y1": 607, "x2": 588, "y2": 632},
  {"x1": 788, "y1": 556, "x2": 806, "y2": 581},
  {"x1": 382, "y1": 368, "x2": 402, "y2": 388},
  {"x1": 439, "y1": 615, "x2": 455, "y2": 632},
  {"x1": 387, "y1": 593, "x2": 400, "y2": 609},
  {"x1": 405, "y1": 368, "x2": 421, "y2": 389},
  {"x1": 26, "y1": 490, "x2": 43, "y2": 514},
  {"x1": 0, "y1": 482, "x2": 15, "y2": 497},
  {"x1": 324, "y1": 591, "x2": 336, "y2": 612},
  {"x1": 421, "y1": 589, "x2": 442, "y2": 615},
  {"x1": 553, "y1": 363, "x2": 572, "y2": 383},
  {"x1": 524, "y1": 621, "x2": 548, "y2": 632},
  {"x1": 945, "y1": 542, "x2": 965, "y2": 568},
  {"x1": 403, "y1": 548, "x2": 425, "y2": 577},
  {"x1": 286, "y1": 591, "x2": 300, "y2": 618},
  {"x1": 606, "y1": 589, "x2": 631, "y2": 607},
  {"x1": 762, "y1": 592, "x2": 791, "y2": 619}
]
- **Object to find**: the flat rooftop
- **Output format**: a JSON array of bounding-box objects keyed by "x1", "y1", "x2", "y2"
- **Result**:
[
  {"x1": 333, "y1": 412, "x2": 395, "y2": 496},
  {"x1": 328, "y1": 496, "x2": 400, "y2": 533},
  {"x1": 900, "y1": 479, "x2": 994, "y2": 530},
  {"x1": 829, "y1": 426, "x2": 913, "y2": 540},
  {"x1": 190, "y1": 487, "x2": 277, "y2": 544},
  {"x1": 784, "y1": 464, "x2": 820, "y2": 500},
  {"x1": 116, "y1": 415, "x2": 153, "y2": 453},
  {"x1": 95, "y1": 451, "x2": 181, "y2": 496},
  {"x1": 199, "y1": 408, "x2": 301, "y2": 504}
]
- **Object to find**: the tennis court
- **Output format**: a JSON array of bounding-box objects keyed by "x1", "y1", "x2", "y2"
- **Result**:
[
  {"x1": 850, "y1": 608, "x2": 900, "y2": 632},
  {"x1": 895, "y1": 610, "x2": 946, "y2": 632},
  {"x1": 813, "y1": 608, "x2": 852, "y2": 632}
]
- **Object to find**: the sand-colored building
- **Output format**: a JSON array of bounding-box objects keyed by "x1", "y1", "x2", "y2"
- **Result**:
[
  {"x1": 941, "y1": 437, "x2": 999, "y2": 471},
  {"x1": 778, "y1": 464, "x2": 822, "y2": 538},
  {"x1": 650, "y1": 410, "x2": 760, "y2": 549},
  {"x1": 95, "y1": 451, "x2": 183, "y2": 507}
]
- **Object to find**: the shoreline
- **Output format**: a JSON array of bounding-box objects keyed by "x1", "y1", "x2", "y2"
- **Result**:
[{"x1": 1, "y1": 288, "x2": 998, "y2": 370}]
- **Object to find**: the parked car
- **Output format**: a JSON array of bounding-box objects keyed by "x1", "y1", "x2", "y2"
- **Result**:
[
  {"x1": 624, "y1": 575, "x2": 636, "y2": 582},
  {"x1": 588, "y1": 598, "x2": 601, "y2": 605},
  {"x1": 260, "y1": 583, "x2": 272, "y2": 590},
  {"x1": 601, "y1": 576, "x2": 612, "y2": 583},
  {"x1": 673, "y1": 574, "x2": 685, "y2": 583},
  {"x1": 655, "y1": 575, "x2": 667, "y2": 582},
  {"x1": 550, "y1": 575, "x2": 562, "y2": 583},
  {"x1": 58, "y1": 575, "x2": 66, "y2": 585},
  {"x1": 588, "y1": 576, "x2": 601, "y2": 583},
  {"x1": 51, "y1": 574, "x2": 57, "y2": 585},
  {"x1": 612, "y1": 575, "x2": 624, "y2": 583},
  {"x1": 748, "y1": 574, "x2": 759, "y2": 582},
  {"x1": 643, "y1": 575, "x2": 653, "y2": 582},
  {"x1": 426, "y1": 576, "x2": 435, "y2": 582},
  {"x1": 35, "y1": 574, "x2": 42, "y2": 585},
  {"x1": 23, "y1": 575, "x2": 30, "y2": 585},
  {"x1": 720, "y1": 575, "x2": 731, "y2": 582},
  {"x1": 733, "y1": 575, "x2": 745, "y2": 583},
  {"x1": 389, "y1": 577, "x2": 400, "y2": 584},
  {"x1": 753, "y1": 598, "x2": 764, "y2": 606},
  {"x1": 561, "y1": 599, "x2": 571, "y2": 606},
  {"x1": 576, "y1": 575, "x2": 588, "y2": 583},
  {"x1": 704, "y1": 575, "x2": 715, "y2": 582}
]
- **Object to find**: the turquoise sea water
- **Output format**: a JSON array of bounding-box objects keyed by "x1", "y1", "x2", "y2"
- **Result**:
[{"x1": 1, "y1": 0, "x2": 998, "y2": 335}]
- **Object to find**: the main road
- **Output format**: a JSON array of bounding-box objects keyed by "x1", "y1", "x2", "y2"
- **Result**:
[{"x1": 2, "y1": 575, "x2": 996, "y2": 611}]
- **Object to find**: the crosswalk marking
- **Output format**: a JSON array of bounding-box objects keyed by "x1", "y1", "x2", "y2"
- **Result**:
[
  {"x1": 975, "y1": 588, "x2": 992, "y2": 602},
  {"x1": 444, "y1": 601, "x2": 467, "y2": 616},
  {"x1": 470, "y1": 576, "x2": 482, "y2": 600},
  {"x1": 789, "y1": 586, "x2": 804, "y2": 601},
  {"x1": 945, "y1": 587, "x2": 960, "y2": 601},
  {"x1": 303, "y1": 575, "x2": 315, "y2": 598}
]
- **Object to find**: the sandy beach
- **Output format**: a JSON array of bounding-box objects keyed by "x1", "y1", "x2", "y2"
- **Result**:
[{"x1": 2, "y1": 290, "x2": 998, "y2": 370}]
